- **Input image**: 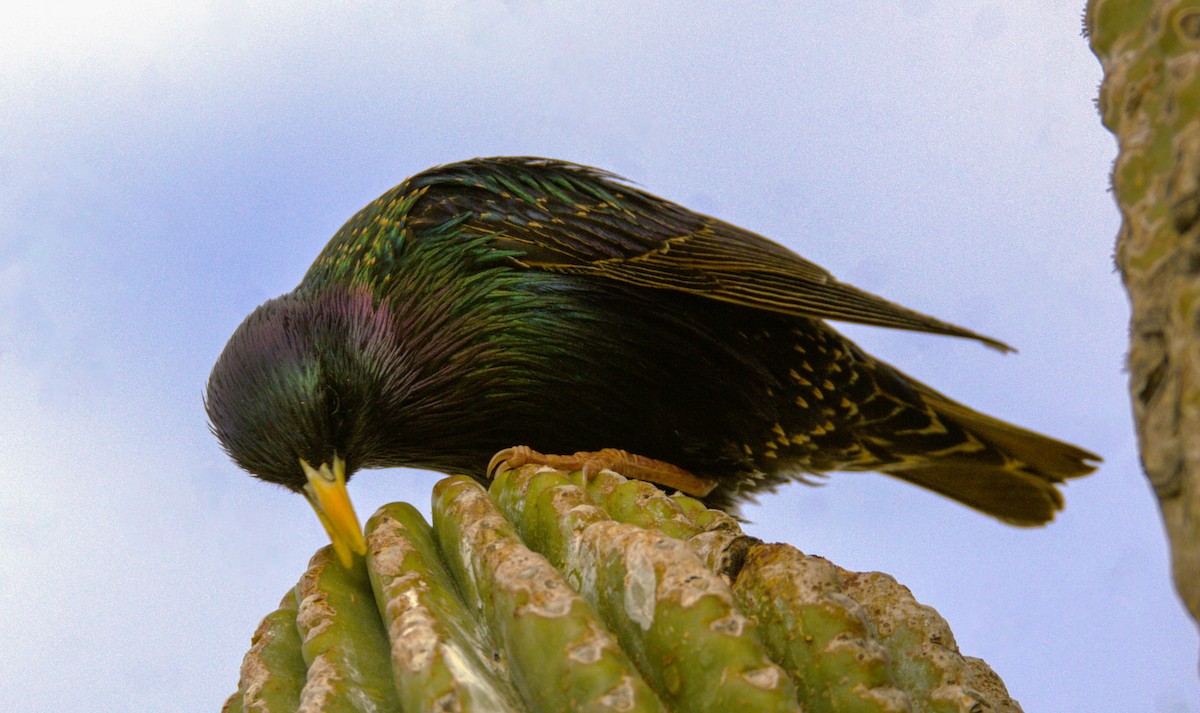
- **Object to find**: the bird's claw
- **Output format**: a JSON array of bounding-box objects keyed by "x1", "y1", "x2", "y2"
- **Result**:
[
  {"x1": 487, "y1": 445, "x2": 575, "y2": 479},
  {"x1": 486, "y1": 446, "x2": 719, "y2": 498},
  {"x1": 487, "y1": 446, "x2": 535, "y2": 479}
]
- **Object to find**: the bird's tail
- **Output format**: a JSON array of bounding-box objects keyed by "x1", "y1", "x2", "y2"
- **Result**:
[{"x1": 879, "y1": 387, "x2": 1100, "y2": 526}]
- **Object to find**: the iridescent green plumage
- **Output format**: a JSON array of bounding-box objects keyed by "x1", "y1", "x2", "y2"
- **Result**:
[{"x1": 206, "y1": 156, "x2": 1098, "y2": 524}]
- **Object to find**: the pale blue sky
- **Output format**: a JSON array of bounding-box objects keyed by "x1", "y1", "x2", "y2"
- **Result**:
[{"x1": 2, "y1": 2, "x2": 1196, "y2": 711}]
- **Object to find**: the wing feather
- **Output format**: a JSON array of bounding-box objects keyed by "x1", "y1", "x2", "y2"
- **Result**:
[{"x1": 407, "y1": 157, "x2": 1013, "y2": 351}]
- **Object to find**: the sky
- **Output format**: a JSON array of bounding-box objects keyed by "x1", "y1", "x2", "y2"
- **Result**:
[{"x1": 1, "y1": 2, "x2": 1196, "y2": 711}]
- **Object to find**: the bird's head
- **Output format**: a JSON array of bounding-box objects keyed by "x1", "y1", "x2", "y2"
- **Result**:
[{"x1": 205, "y1": 285, "x2": 410, "y2": 567}]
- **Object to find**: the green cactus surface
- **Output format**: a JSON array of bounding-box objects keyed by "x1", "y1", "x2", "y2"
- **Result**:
[
  {"x1": 1086, "y1": 0, "x2": 1200, "y2": 625},
  {"x1": 223, "y1": 466, "x2": 1022, "y2": 712}
]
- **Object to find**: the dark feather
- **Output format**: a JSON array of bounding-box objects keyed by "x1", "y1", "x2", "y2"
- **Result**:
[
  {"x1": 407, "y1": 157, "x2": 1013, "y2": 351},
  {"x1": 207, "y1": 156, "x2": 1098, "y2": 526}
]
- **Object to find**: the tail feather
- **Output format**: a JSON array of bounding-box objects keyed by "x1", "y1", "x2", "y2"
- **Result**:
[
  {"x1": 881, "y1": 389, "x2": 1100, "y2": 526},
  {"x1": 883, "y1": 461, "x2": 1064, "y2": 525}
]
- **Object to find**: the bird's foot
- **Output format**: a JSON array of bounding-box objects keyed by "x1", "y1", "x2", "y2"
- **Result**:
[{"x1": 487, "y1": 446, "x2": 718, "y2": 497}]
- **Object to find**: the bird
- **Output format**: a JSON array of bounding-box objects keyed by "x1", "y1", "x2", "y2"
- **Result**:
[{"x1": 205, "y1": 156, "x2": 1099, "y2": 567}]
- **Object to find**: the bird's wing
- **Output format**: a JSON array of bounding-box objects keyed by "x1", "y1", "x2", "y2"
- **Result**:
[{"x1": 408, "y1": 157, "x2": 1013, "y2": 351}]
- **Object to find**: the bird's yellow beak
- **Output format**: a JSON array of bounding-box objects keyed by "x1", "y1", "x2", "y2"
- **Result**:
[{"x1": 300, "y1": 456, "x2": 367, "y2": 568}]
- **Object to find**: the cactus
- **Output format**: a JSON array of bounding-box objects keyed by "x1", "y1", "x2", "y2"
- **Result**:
[
  {"x1": 223, "y1": 465, "x2": 1022, "y2": 712},
  {"x1": 1086, "y1": 0, "x2": 1200, "y2": 627},
  {"x1": 223, "y1": 591, "x2": 307, "y2": 712}
]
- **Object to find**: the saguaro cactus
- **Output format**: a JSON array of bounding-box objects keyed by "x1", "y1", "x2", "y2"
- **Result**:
[
  {"x1": 1087, "y1": 0, "x2": 1200, "y2": 625},
  {"x1": 223, "y1": 466, "x2": 1020, "y2": 712}
]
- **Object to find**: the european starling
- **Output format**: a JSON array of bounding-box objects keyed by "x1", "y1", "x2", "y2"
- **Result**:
[{"x1": 206, "y1": 156, "x2": 1099, "y2": 566}]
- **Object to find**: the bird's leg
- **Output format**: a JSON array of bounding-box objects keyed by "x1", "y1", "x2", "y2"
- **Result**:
[{"x1": 487, "y1": 446, "x2": 719, "y2": 498}]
